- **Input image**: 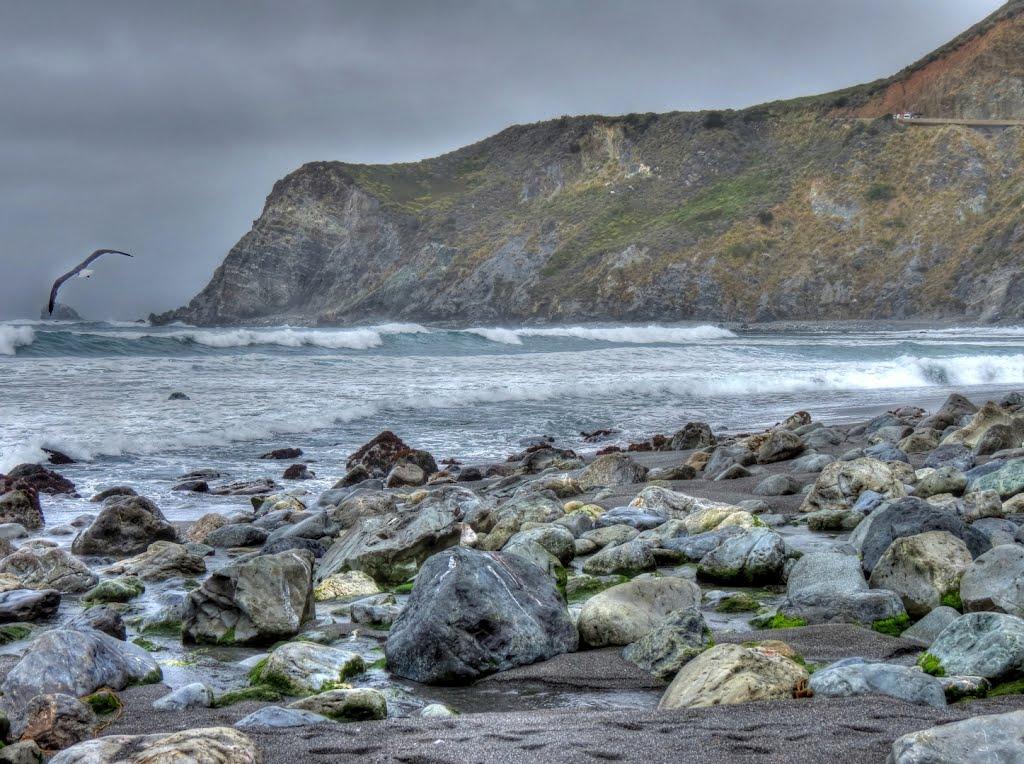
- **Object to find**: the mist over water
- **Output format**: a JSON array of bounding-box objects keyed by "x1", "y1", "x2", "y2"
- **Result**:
[{"x1": 1, "y1": 320, "x2": 1022, "y2": 524}]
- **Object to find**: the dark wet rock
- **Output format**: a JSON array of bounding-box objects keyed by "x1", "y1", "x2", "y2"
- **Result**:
[
  {"x1": 89, "y1": 486, "x2": 137, "y2": 503},
  {"x1": 346, "y1": 431, "x2": 437, "y2": 481},
  {"x1": 578, "y1": 453, "x2": 648, "y2": 490},
  {"x1": 260, "y1": 447, "x2": 303, "y2": 460},
  {"x1": 0, "y1": 588, "x2": 60, "y2": 622},
  {"x1": 21, "y1": 693, "x2": 96, "y2": 751},
  {"x1": 669, "y1": 422, "x2": 716, "y2": 451},
  {"x1": 705, "y1": 445, "x2": 755, "y2": 476},
  {"x1": 0, "y1": 464, "x2": 77, "y2": 496},
  {"x1": 318, "y1": 487, "x2": 477, "y2": 584},
  {"x1": 959, "y1": 544, "x2": 1024, "y2": 617},
  {"x1": 0, "y1": 546, "x2": 97, "y2": 593},
  {"x1": 283, "y1": 463, "x2": 314, "y2": 480},
  {"x1": 71, "y1": 496, "x2": 176, "y2": 558},
  {"x1": 808, "y1": 658, "x2": 945, "y2": 707},
  {"x1": 714, "y1": 463, "x2": 752, "y2": 480},
  {"x1": 0, "y1": 628, "x2": 160, "y2": 736},
  {"x1": 172, "y1": 479, "x2": 209, "y2": 493},
  {"x1": 889, "y1": 710, "x2": 1024, "y2": 764},
  {"x1": 924, "y1": 612, "x2": 1024, "y2": 680},
  {"x1": 0, "y1": 490, "x2": 43, "y2": 530},
  {"x1": 182, "y1": 549, "x2": 315, "y2": 646},
  {"x1": 167, "y1": 391, "x2": 190, "y2": 400},
  {"x1": 850, "y1": 497, "x2": 991, "y2": 575},
  {"x1": 209, "y1": 478, "x2": 278, "y2": 496},
  {"x1": 385, "y1": 547, "x2": 577, "y2": 684},
  {"x1": 755, "y1": 429, "x2": 805, "y2": 464},
  {"x1": 41, "y1": 448, "x2": 75, "y2": 465},
  {"x1": 864, "y1": 443, "x2": 909, "y2": 463},
  {"x1": 923, "y1": 443, "x2": 976, "y2": 472},
  {"x1": 578, "y1": 577, "x2": 701, "y2": 647},
  {"x1": 696, "y1": 527, "x2": 787, "y2": 585},
  {"x1": 780, "y1": 551, "x2": 906, "y2": 626},
  {"x1": 66, "y1": 606, "x2": 126, "y2": 640},
  {"x1": 203, "y1": 523, "x2": 268, "y2": 548},
  {"x1": 621, "y1": 609, "x2": 712, "y2": 680},
  {"x1": 261, "y1": 536, "x2": 327, "y2": 558}
]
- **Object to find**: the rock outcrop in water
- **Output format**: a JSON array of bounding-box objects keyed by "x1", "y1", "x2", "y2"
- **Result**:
[{"x1": 156, "y1": 2, "x2": 1024, "y2": 327}]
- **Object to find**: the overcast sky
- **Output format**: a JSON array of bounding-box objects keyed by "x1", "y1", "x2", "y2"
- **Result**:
[{"x1": 0, "y1": 0, "x2": 1004, "y2": 320}]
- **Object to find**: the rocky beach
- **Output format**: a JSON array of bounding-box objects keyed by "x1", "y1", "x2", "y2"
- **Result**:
[{"x1": 0, "y1": 387, "x2": 1023, "y2": 762}]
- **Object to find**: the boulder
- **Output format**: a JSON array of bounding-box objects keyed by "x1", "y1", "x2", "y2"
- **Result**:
[
  {"x1": 0, "y1": 464, "x2": 76, "y2": 496},
  {"x1": 282, "y1": 464, "x2": 314, "y2": 481},
  {"x1": 384, "y1": 548, "x2": 577, "y2": 684},
  {"x1": 620, "y1": 609, "x2": 712, "y2": 680},
  {"x1": 923, "y1": 612, "x2": 1024, "y2": 680},
  {"x1": 313, "y1": 571, "x2": 380, "y2": 602},
  {"x1": 704, "y1": 445, "x2": 755, "y2": 476},
  {"x1": 0, "y1": 547, "x2": 97, "y2": 593},
  {"x1": 889, "y1": 711, "x2": 1024, "y2": 764},
  {"x1": 595, "y1": 506, "x2": 667, "y2": 531},
  {"x1": 663, "y1": 526, "x2": 744, "y2": 562},
  {"x1": 318, "y1": 486, "x2": 475, "y2": 584},
  {"x1": 49, "y1": 727, "x2": 261, "y2": 764},
  {"x1": 0, "y1": 628, "x2": 159, "y2": 735},
  {"x1": 914, "y1": 467, "x2": 967, "y2": 498},
  {"x1": 20, "y1": 693, "x2": 96, "y2": 750},
  {"x1": 867, "y1": 531, "x2": 972, "y2": 617},
  {"x1": 182, "y1": 549, "x2": 315, "y2": 646},
  {"x1": 582, "y1": 539, "x2": 656, "y2": 576},
  {"x1": 203, "y1": 523, "x2": 269, "y2": 548},
  {"x1": 959, "y1": 544, "x2": 1024, "y2": 617},
  {"x1": 901, "y1": 606, "x2": 960, "y2": 646},
  {"x1": 923, "y1": 444, "x2": 975, "y2": 472},
  {"x1": 103, "y1": 541, "x2": 206, "y2": 581},
  {"x1": 753, "y1": 474, "x2": 801, "y2": 496},
  {"x1": 0, "y1": 588, "x2": 60, "y2": 622},
  {"x1": 210, "y1": 478, "x2": 278, "y2": 496},
  {"x1": 669, "y1": 422, "x2": 716, "y2": 450},
  {"x1": 0, "y1": 490, "x2": 43, "y2": 530},
  {"x1": 346, "y1": 431, "x2": 436, "y2": 479},
  {"x1": 234, "y1": 707, "x2": 330, "y2": 730},
  {"x1": 780, "y1": 552, "x2": 906, "y2": 626},
  {"x1": 66, "y1": 606, "x2": 126, "y2": 641},
  {"x1": 287, "y1": 688, "x2": 387, "y2": 722},
  {"x1": 800, "y1": 458, "x2": 908, "y2": 513},
  {"x1": 755, "y1": 429, "x2": 805, "y2": 464},
  {"x1": 849, "y1": 497, "x2": 991, "y2": 575},
  {"x1": 185, "y1": 513, "x2": 227, "y2": 542},
  {"x1": 657, "y1": 643, "x2": 808, "y2": 709},
  {"x1": 969, "y1": 458, "x2": 1024, "y2": 499},
  {"x1": 260, "y1": 447, "x2": 302, "y2": 460},
  {"x1": 152, "y1": 682, "x2": 214, "y2": 711},
  {"x1": 696, "y1": 527, "x2": 787, "y2": 585},
  {"x1": 83, "y1": 576, "x2": 144, "y2": 605},
  {"x1": 578, "y1": 454, "x2": 648, "y2": 490},
  {"x1": 384, "y1": 459, "x2": 427, "y2": 488},
  {"x1": 942, "y1": 401, "x2": 1024, "y2": 450},
  {"x1": 71, "y1": 497, "x2": 176, "y2": 558},
  {"x1": 252, "y1": 641, "x2": 365, "y2": 695},
  {"x1": 504, "y1": 525, "x2": 575, "y2": 565},
  {"x1": 808, "y1": 658, "x2": 945, "y2": 707},
  {"x1": 577, "y1": 577, "x2": 701, "y2": 647}
]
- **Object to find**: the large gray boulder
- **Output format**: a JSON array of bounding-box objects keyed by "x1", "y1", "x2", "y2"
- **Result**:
[
  {"x1": 779, "y1": 552, "x2": 906, "y2": 626},
  {"x1": 620, "y1": 609, "x2": 712, "y2": 680},
  {"x1": 923, "y1": 612, "x2": 1024, "y2": 680},
  {"x1": 578, "y1": 577, "x2": 701, "y2": 647},
  {"x1": 755, "y1": 429, "x2": 805, "y2": 464},
  {"x1": 800, "y1": 458, "x2": 909, "y2": 513},
  {"x1": 49, "y1": 727, "x2": 261, "y2": 764},
  {"x1": 578, "y1": 453, "x2": 648, "y2": 490},
  {"x1": 969, "y1": 458, "x2": 1024, "y2": 499},
  {"x1": 867, "y1": 531, "x2": 972, "y2": 617},
  {"x1": 103, "y1": 541, "x2": 206, "y2": 581},
  {"x1": 384, "y1": 547, "x2": 577, "y2": 684},
  {"x1": 808, "y1": 658, "x2": 945, "y2": 707},
  {"x1": 889, "y1": 710, "x2": 1024, "y2": 764},
  {"x1": 901, "y1": 606, "x2": 960, "y2": 646},
  {"x1": 182, "y1": 549, "x2": 315, "y2": 646},
  {"x1": 318, "y1": 486, "x2": 478, "y2": 583},
  {"x1": 849, "y1": 497, "x2": 991, "y2": 575},
  {"x1": 71, "y1": 496, "x2": 176, "y2": 557},
  {"x1": 0, "y1": 628, "x2": 160, "y2": 735},
  {"x1": 0, "y1": 546, "x2": 97, "y2": 593},
  {"x1": 582, "y1": 538, "x2": 657, "y2": 576},
  {"x1": 696, "y1": 527, "x2": 786, "y2": 585},
  {"x1": 960, "y1": 544, "x2": 1024, "y2": 617}
]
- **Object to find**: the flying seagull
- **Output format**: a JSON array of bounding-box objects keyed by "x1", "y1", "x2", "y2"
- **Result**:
[{"x1": 48, "y1": 249, "x2": 133, "y2": 315}]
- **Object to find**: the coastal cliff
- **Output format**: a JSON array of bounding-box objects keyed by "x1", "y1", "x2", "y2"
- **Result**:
[{"x1": 156, "y1": 1, "x2": 1024, "y2": 326}]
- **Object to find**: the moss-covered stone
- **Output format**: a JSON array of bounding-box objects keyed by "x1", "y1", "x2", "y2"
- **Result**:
[
  {"x1": 715, "y1": 592, "x2": 761, "y2": 613},
  {"x1": 83, "y1": 576, "x2": 145, "y2": 605},
  {"x1": 83, "y1": 689, "x2": 123, "y2": 716},
  {"x1": 918, "y1": 652, "x2": 946, "y2": 677},
  {"x1": 759, "y1": 614, "x2": 808, "y2": 630},
  {"x1": 212, "y1": 685, "x2": 284, "y2": 707},
  {"x1": 871, "y1": 613, "x2": 911, "y2": 637}
]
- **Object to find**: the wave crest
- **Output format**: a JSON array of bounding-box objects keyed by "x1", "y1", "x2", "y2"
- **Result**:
[{"x1": 0, "y1": 326, "x2": 35, "y2": 355}]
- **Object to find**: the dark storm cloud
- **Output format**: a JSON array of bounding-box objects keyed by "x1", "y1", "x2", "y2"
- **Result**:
[{"x1": 0, "y1": 0, "x2": 1003, "y2": 319}]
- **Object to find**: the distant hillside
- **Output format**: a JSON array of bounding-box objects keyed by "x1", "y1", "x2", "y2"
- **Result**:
[{"x1": 155, "y1": 1, "x2": 1024, "y2": 326}]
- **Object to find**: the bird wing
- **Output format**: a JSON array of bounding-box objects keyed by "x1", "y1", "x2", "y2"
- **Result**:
[{"x1": 48, "y1": 249, "x2": 133, "y2": 314}]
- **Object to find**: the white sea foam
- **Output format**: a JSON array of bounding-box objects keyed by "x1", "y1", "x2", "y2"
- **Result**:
[
  {"x1": 0, "y1": 326, "x2": 35, "y2": 355},
  {"x1": 464, "y1": 324, "x2": 736, "y2": 345}
]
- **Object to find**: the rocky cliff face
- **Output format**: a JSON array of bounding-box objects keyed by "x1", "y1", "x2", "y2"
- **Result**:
[{"x1": 156, "y1": 2, "x2": 1024, "y2": 326}]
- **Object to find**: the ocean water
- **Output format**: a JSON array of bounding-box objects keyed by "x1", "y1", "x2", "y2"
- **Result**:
[{"x1": 1, "y1": 319, "x2": 1022, "y2": 525}]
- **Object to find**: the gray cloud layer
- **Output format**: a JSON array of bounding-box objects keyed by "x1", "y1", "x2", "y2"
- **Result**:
[{"x1": 0, "y1": 0, "x2": 1002, "y2": 320}]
